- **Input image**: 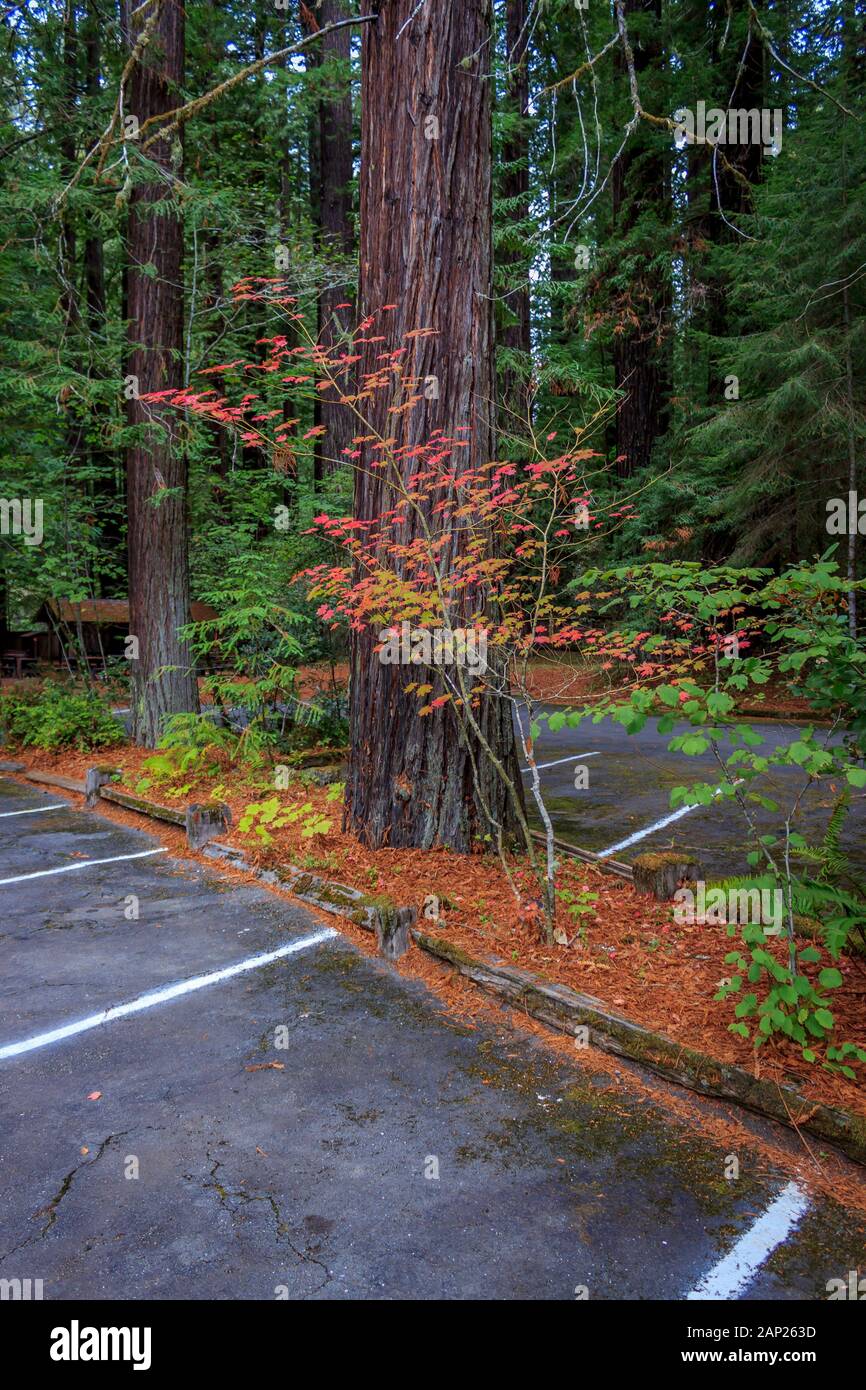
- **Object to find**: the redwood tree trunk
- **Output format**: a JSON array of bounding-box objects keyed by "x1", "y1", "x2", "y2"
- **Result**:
[
  {"x1": 346, "y1": 0, "x2": 521, "y2": 852},
  {"x1": 611, "y1": 0, "x2": 671, "y2": 477},
  {"x1": 705, "y1": 0, "x2": 766, "y2": 402},
  {"x1": 123, "y1": 0, "x2": 199, "y2": 744}
]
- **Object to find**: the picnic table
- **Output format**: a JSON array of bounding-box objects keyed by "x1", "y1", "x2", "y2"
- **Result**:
[{"x1": 1, "y1": 649, "x2": 38, "y2": 680}]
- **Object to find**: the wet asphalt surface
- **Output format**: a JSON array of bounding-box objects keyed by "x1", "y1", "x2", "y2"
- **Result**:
[
  {"x1": 518, "y1": 708, "x2": 866, "y2": 878},
  {"x1": 0, "y1": 777, "x2": 864, "y2": 1301}
]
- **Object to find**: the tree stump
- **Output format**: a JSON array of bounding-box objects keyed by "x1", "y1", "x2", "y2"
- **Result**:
[
  {"x1": 186, "y1": 801, "x2": 232, "y2": 850},
  {"x1": 85, "y1": 765, "x2": 118, "y2": 808},
  {"x1": 374, "y1": 905, "x2": 416, "y2": 960},
  {"x1": 632, "y1": 850, "x2": 701, "y2": 901}
]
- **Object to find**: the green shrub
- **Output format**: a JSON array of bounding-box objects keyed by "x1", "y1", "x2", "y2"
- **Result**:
[
  {"x1": 0, "y1": 684, "x2": 122, "y2": 751},
  {"x1": 138, "y1": 712, "x2": 241, "y2": 788}
]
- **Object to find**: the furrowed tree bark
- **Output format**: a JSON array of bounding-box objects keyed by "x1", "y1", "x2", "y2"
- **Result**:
[
  {"x1": 347, "y1": 0, "x2": 522, "y2": 852},
  {"x1": 123, "y1": 0, "x2": 199, "y2": 745}
]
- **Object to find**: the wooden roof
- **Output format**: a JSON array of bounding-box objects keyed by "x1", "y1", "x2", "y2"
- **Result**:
[{"x1": 47, "y1": 599, "x2": 218, "y2": 625}]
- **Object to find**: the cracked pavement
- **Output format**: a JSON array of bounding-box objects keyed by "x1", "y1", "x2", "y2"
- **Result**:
[{"x1": 1, "y1": 776, "x2": 864, "y2": 1300}]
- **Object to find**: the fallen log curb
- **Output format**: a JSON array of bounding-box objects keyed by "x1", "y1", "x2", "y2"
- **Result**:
[
  {"x1": 412, "y1": 929, "x2": 866, "y2": 1169},
  {"x1": 2, "y1": 765, "x2": 418, "y2": 959},
  {"x1": 1, "y1": 767, "x2": 232, "y2": 852},
  {"x1": 24, "y1": 769, "x2": 86, "y2": 793},
  {"x1": 201, "y1": 841, "x2": 415, "y2": 959},
  {"x1": 531, "y1": 829, "x2": 634, "y2": 882},
  {"x1": 120, "y1": 795, "x2": 415, "y2": 953},
  {"x1": 99, "y1": 784, "x2": 185, "y2": 826}
]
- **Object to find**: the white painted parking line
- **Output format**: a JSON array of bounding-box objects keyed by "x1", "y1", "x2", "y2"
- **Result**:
[
  {"x1": 598, "y1": 801, "x2": 700, "y2": 856},
  {"x1": 598, "y1": 778, "x2": 742, "y2": 858},
  {"x1": 686, "y1": 1182, "x2": 809, "y2": 1300},
  {"x1": 0, "y1": 847, "x2": 168, "y2": 887},
  {"x1": 520, "y1": 752, "x2": 602, "y2": 773},
  {"x1": 0, "y1": 804, "x2": 66, "y2": 819},
  {"x1": 0, "y1": 928, "x2": 338, "y2": 1060}
]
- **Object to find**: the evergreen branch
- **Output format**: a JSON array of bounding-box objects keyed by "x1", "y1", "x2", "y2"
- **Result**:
[
  {"x1": 138, "y1": 16, "x2": 377, "y2": 154},
  {"x1": 747, "y1": 0, "x2": 856, "y2": 118}
]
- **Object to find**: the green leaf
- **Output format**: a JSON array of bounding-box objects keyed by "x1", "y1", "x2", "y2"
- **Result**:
[
  {"x1": 706, "y1": 690, "x2": 735, "y2": 716},
  {"x1": 656, "y1": 684, "x2": 681, "y2": 706},
  {"x1": 680, "y1": 733, "x2": 709, "y2": 755},
  {"x1": 788, "y1": 741, "x2": 812, "y2": 765},
  {"x1": 818, "y1": 967, "x2": 843, "y2": 989}
]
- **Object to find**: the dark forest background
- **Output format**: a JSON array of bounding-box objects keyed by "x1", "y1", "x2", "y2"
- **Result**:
[{"x1": 1, "y1": 0, "x2": 864, "y2": 697}]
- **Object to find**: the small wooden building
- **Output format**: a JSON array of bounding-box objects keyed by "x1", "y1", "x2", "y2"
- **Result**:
[{"x1": 25, "y1": 599, "x2": 219, "y2": 666}]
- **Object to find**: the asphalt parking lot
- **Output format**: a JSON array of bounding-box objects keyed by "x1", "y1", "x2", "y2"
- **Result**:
[
  {"x1": 520, "y1": 709, "x2": 866, "y2": 878},
  {"x1": 0, "y1": 776, "x2": 863, "y2": 1300}
]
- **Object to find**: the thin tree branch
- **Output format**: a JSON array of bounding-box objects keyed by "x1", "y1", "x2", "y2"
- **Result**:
[
  {"x1": 747, "y1": 0, "x2": 856, "y2": 118},
  {"x1": 139, "y1": 15, "x2": 377, "y2": 153}
]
